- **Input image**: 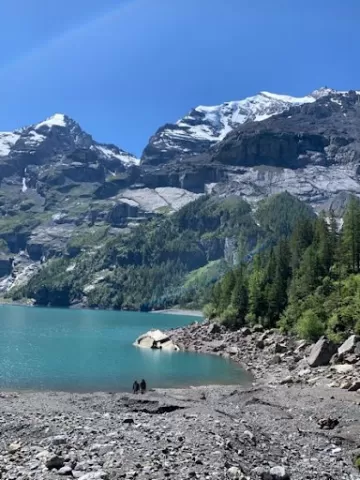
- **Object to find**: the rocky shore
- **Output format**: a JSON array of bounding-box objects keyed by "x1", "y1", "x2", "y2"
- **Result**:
[
  {"x1": 167, "y1": 322, "x2": 360, "y2": 391},
  {"x1": 1, "y1": 322, "x2": 360, "y2": 480}
]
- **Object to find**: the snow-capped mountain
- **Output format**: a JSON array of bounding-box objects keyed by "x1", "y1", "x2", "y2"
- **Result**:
[
  {"x1": 0, "y1": 113, "x2": 139, "y2": 166},
  {"x1": 141, "y1": 88, "x2": 335, "y2": 165}
]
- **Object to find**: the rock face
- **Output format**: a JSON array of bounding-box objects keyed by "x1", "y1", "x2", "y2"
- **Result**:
[
  {"x1": 141, "y1": 89, "x2": 326, "y2": 166},
  {"x1": 307, "y1": 337, "x2": 337, "y2": 367},
  {"x1": 134, "y1": 329, "x2": 180, "y2": 351}
]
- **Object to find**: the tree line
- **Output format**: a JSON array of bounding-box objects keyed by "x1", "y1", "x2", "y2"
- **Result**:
[{"x1": 205, "y1": 196, "x2": 360, "y2": 343}]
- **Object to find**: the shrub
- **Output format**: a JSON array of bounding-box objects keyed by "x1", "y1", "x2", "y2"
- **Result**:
[
  {"x1": 203, "y1": 303, "x2": 217, "y2": 320},
  {"x1": 220, "y1": 305, "x2": 240, "y2": 330},
  {"x1": 296, "y1": 310, "x2": 325, "y2": 341}
]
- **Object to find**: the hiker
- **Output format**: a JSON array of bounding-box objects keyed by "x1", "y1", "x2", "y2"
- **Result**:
[
  {"x1": 132, "y1": 380, "x2": 140, "y2": 394},
  {"x1": 140, "y1": 379, "x2": 147, "y2": 394}
]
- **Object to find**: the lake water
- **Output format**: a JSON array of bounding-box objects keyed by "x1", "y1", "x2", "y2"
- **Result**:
[{"x1": 0, "y1": 306, "x2": 251, "y2": 392}]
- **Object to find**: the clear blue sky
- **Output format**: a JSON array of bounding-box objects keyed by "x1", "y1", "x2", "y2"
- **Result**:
[{"x1": 0, "y1": 0, "x2": 358, "y2": 156}]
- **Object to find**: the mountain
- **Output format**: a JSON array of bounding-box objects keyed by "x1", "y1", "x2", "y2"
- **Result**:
[
  {"x1": 0, "y1": 113, "x2": 139, "y2": 170},
  {"x1": 141, "y1": 87, "x2": 334, "y2": 165},
  {"x1": 144, "y1": 89, "x2": 360, "y2": 210},
  {"x1": 1, "y1": 87, "x2": 360, "y2": 308}
]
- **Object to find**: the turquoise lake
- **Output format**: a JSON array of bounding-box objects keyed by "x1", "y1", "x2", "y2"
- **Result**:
[{"x1": 0, "y1": 306, "x2": 250, "y2": 392}]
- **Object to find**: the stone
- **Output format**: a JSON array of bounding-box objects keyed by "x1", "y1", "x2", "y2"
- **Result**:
[
  {"x1": 123, "y1": 418, "x2": 135, "y2": 424},
  {"x1": 227, "y1": 466, "x2": 246, "y2": 479},
  {"x1": 35, "y1": 450, "x2": 50, "y2": 460},
  {"x1": 331, "y1": 364, "x2": 354, "y2": 374},
  {"x1": 256, "y1": 339, "x2": 265, "y2": 349},
  {"x1": 226, "y1": 346, "x2": 239, "y2": 355},
  {"x1": 348, "y1": 381, "x2": 360, "y2": 392},
  {"x1": 252, "y1": 324, "x2": 264, "y2": 333},
  {"x1": 59, "y1": 466, "x2": 73, "y2": 475},
  {"x1": 270, "y1": 465, "x2": 290, "y2": 479},
  {"x1": 258, "y1": 332, "x2": 268, "y2": 342},
  {"x1": 8, "y1": 442, "x2": 21, "y2": 454},
  {"x1": 280, "y1": 376, "x2": 293, "y2": 385},
  {"x1": 294, "y1": 340, "x2": 308, "y2": 353},
  {"x1": 273, "y1": 342, "x2": 287, "y2": 354},
  {"x1": 272, "y1": 355, "x2": 282, "y2": 364},
  {"x1": 240, "y1": 327, "x2": 251, "y2": 336},
  {"x1": 317, "y1": 417, "x2": 339, "y2": 430},
  {"x1": 340, "y1": 379, "x2": 352, "y2": 389},
  {"x1": 345, "y1": 354, "x2": 358, "y2": 364},
  {"x1": 207, "y1": 323, "x2": 221, "y2": 334},
  {"x1": 78, "y1": 472, "x2": 108, "y2": 480},
  {"x1": 338, "y1": 335, "x2": 360, "y2": 356},
  {"x1": 51, "y1": 434, "x2": 68, "y2": 445},
  {"x1": 307, "y1": 337, "x2": 337, "y2": 367},
  {"x1": 45, "y1": 455, "x2": 65, "y2": 470}
]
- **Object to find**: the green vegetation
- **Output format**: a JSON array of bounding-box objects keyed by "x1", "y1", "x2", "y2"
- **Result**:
[
  {"x1": 15, "y1": 195, "x2": 262, "y2": 309},
  {"x1": 207, "y1": 195, "x2": 360, "y2": 342}
]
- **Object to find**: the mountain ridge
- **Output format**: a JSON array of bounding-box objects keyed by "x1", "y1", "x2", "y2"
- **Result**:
[
  {"x1": 0, "y1": 86, "x2": 360, "y2": 302},
  {"x1": 140, "y1": 87, "x2": 342, "y2": 165}
]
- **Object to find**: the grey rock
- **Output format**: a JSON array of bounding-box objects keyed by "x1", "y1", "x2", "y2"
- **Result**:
[
  {"x1": 227, "y1": 466, "x2": 246, "y2": 479},
  {"x1": 348, "y1": 381, "x2": 360, "y2": 392},
  {"x1": 279, "y1": 376, "x2": 293, "y2": 385},
  {"x1": 58, "y1": 466, "x2": 73, "y2": 475},
  {"x1": 78, "y1": 473, "x2": 108, "y2": 480},
  {"x1": 8, "y1": 442, "x2": 21, "y2": 454},
  {"x1": 307, "y1": 336, "x2": 337, "y2": 367},
  {"x1": 270, "y1": 465, "x2": 290, "y2": 479},
  {"x1": 252, "y1": 324, "x2": 264, "y2": 333},
  {"x1": 273, "y1": 342, "x2": 287, "y2": 354},
  {"x1": 45, "y1": 455, "x2": 65, "y2": 470},
  {"x1": 272, "y1": 355, "x2": 282, "y2": 364},
  {"x1": 240, "y1": 327, "x2": 251, "y2": 336},
  {"x1": 338, "y1": 334, "x2": 360, "y2": 356},
  {"x1": 51, "y1": 434, "x2": 68, "y2": 445},
  {"x1": 207, "y1": 323, "x2": 221, "y2": 335}
]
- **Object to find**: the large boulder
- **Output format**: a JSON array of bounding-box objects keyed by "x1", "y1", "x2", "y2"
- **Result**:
[
  {"x1": 134, "y1": 329, "x2": 179, "y2": 351},
  {"x1": 338, "y1": 335, "x2": 360, "y2": 357},
  {"x1": 307, "y1": 337, "x2": 337, "y2": 367}
]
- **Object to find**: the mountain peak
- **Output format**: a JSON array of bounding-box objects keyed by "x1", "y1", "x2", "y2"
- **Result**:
[{"x1": 35, "y1": 113, "x2": 74, "y2": 130}]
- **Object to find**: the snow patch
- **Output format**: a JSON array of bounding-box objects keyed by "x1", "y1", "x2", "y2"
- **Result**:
[
  {"x1": 25, "y1": 130, "x2": 46, "y2": 146},
  {"x1": 0, "y1": 132, "x2": 20, "y2": 156},
  {"x1": 95, "y1": 145, "x2": 140, "y2": 165},
  {"x1": 36, "y1": 113, "x2": 67, "y2": 129}
]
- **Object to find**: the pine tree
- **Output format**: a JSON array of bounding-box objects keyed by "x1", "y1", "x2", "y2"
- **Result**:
[
  {"x1": 231, "y1": 265, "x2": 248, "y2": 326},
  {"x1": 247, "y1": 256, "x2": 266, "y2": 322},
  {"x1": 313, "y1": 214, "x2": 334, "y2": 276},
  {"x1": 219, "y1": 270, "x2": 236, "y2": 312},
  {"x1": 266, "y1": 239, "x2": 291, "y2": 326},
  {"x1": 289, "y1": 218, "x2": 314, "y2": 273},
  {"x1": 341, "y1": 196, "x2": 360, "y2": 274}
]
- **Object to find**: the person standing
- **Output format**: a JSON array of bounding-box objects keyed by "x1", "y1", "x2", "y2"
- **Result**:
[
  {"x1": 140, "y1": 379, "x2": 147, "y2": 394},
  {"x1": 132, "y1": 380, "x2": 140, "y2": 394}
]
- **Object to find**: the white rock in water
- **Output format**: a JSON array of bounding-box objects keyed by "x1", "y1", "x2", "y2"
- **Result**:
[{"x1": 134, "y1": 329, "x2": 179, "y2": 351}]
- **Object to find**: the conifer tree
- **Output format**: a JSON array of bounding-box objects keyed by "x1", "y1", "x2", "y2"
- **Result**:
[{"x1": 341, "y1": 196, "x2": 360, "y2": 273}]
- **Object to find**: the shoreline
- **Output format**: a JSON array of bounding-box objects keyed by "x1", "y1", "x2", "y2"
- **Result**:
[
  {"x1": 0, "y1": 321, "x2": 359, "y2": 478},
  {"x1": 151, "y1": 308, "x2": 204, "y2": 317}
]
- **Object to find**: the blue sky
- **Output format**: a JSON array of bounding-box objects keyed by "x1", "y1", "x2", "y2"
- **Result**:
[{"x1": 0, "y1": 0, "x2": 358, "y2": 156}]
